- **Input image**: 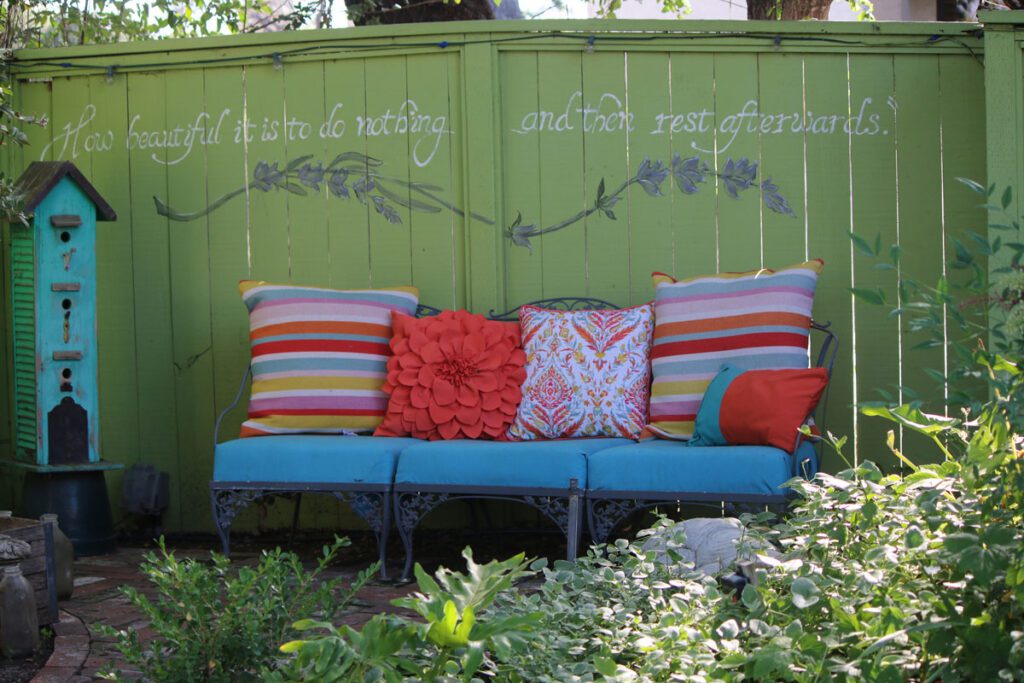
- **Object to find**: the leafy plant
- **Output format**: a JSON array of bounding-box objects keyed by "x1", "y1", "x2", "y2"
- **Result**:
[
  {"x1": 269, "y1": 549, "x2": 539, "y2": 682},
  {"x1": 98, "y1": 536, "x2": 374, "y2": 682},
  {"x1": 0, "y1": 0, "x2": 332, "y2": 49},
  {"x1": 0, "y1": 54, "x2": 45, "y2": 224}
]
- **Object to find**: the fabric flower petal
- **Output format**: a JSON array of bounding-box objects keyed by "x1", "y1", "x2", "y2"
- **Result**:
[
  {"x1": 458, "y1": 384, "x2": 479, "y2": 407},
  {"x1": 468, "y1": 372, "x2": 498, "y2": 392},
  {"x1": 433, "y1": 378, "x2": 456, "y2": 405},
  {"x1": 421, "y1": 342, "x2": 444, "y2": 364},
  {"x1": 437, "y1": 419, "x2": 461, "y2": 440},
  {"x1": 429, "y1": 401, "x2": 455, "y2": 424}
]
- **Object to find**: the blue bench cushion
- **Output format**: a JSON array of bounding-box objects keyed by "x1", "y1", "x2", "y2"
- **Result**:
[
  {"x1": 213, "y1": 435, "x2": 424, "y2": 485},
  {"x1": 395, "y1": 438, "x2": 630, "y2": 490},
  {"x1": 587, "y1": 440, "x2": 817, "y2": 498}
]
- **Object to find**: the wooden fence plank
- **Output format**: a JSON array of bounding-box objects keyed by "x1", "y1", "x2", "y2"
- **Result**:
[
  {"x1": 245, "y1": 65, "x2": 291, "y2": 285},
  {"x1": 124, "y1": 71, "x2": 182, "y2": 529},
  {"x1": 407, "y1": 53, "x2": 461, "y2": 308},
  {"x1": 204, "y1": 66, "x2": 251, "y2": 455},
  {"x1": 580, "y1": 50, "x2": 630, "y2": 305},
  {"x1": 939, "y1": 55, "x2": 988, "y2": 414},
  {"x1": 758, "y1": 53, "x2": 808, "y2": 269},
  {"x1": 283, "y1": 61, "x2": 332, "y2": 290},
  {"x1": 668, "y1": 53, "x2": 718, "y2": 281},
  {"x1": 164, "y1": 69, "x2": 218, "y2": 531},
  {"x1": 323, "y1": 58, "x2": 372, "y2": 290},
  {"x1": 712, "y1": 53, "x2": 762, "y2": 274},
  {"x1": 364, "y1": 56, "x2": 414, "y2": 289},
  {"x1": 892, "y1": 54, "x2": 946, "y2": 462},
  {"x1": 500, "y1": 50, "x2": 543, "y2": 307},
  {"x1": 537, "y1": 51, "x2": 587, "y2": 299},
  {"x1": 849, "y1": 54, "x2": 901, "y2": 471},
  {"x1": 804, "y1": 54, "x2": 856, "y2": 468},
  {"x1": 461, "y1": 40, "x2": 502, "y2": 314},
  {"x1": 625, "y1": 52, "x2": 673, "y2": 305}
]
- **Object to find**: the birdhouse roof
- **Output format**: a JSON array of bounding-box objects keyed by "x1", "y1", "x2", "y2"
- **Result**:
[{"x1": 13, "y1": 161, "x2": 117, "y2": 222}]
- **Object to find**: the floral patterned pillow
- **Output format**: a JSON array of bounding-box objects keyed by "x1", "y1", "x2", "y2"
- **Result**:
[{"x1": 508, "y1": 304, "x2": 655, "y2": 440}]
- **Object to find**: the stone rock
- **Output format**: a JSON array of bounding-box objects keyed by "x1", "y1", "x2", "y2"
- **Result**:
[
  {"x1": 0, "y1": 535, "x2": 31, "y2": 561},
  {"x1": 641, "y1": 518, "x2": 776, "y2": 576}
]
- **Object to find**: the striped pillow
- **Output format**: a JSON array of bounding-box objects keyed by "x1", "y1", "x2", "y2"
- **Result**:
[
  {"x1": 238, "y1": 281, "x2": 419, "y2": 437},
  {"x1": 647, "y1": 259, "x2": 823, "y2": 440}
]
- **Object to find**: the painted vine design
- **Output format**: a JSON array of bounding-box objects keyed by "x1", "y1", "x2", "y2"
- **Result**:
[
  {"x1": 506, "y1": 153, "x2": 795, "y2": 253},
  {"x1": 153, "y1": 152, "x2": 493, "y2": 225},
  {"x1": 153, "y1": 151, "x2": 794, "y2": 257}
]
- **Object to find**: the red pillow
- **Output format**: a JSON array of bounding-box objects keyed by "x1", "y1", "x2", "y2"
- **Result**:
[
  {"x1": 374, "y1": 310, "x2": 526, "y2": 440},
  {"x1": 689, "y1": 364, "x2": 828, "y2": 452}
]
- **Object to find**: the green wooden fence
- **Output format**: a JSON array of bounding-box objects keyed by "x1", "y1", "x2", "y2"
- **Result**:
[{"x1": 0, "y1": 20, "x2": 988, "y2": 533}]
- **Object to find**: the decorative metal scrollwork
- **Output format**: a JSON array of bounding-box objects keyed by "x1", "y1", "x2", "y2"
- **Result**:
[
  {"x1": 488, "y1": 297, "x2": 619, "y2": 321},
  {"x1": 395, "y1": 491, "x2": 450, "y2": 536},
  {"x1": 395, "y1": 491, "x2": 451, "y2": 581},
  {"x1": 332, "y1": 491, "x2": 387, "y2": 535},
  {"x1": 211, "y1": 488, "x2": 265, "y2": 532},
  {"x1": 522, "y1": 494, "x2": 572, "y2": 534},
  {"x1": 588, "y1": 498, "x2": 647, "y2": 544},
  {"x1": 415, "y1": 303, "x2": 443, "y2": 318}
]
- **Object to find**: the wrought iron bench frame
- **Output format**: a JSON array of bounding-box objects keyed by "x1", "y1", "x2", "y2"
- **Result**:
[{"x1": 210, "y1": 297, "x2": 837, "y2": 581}]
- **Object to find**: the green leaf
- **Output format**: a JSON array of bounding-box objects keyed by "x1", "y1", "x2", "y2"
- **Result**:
[
  {"x1": 1002, "y1": 185, "x2": 1013, "y2": 210},
  {"x1": 850, "y1": 231, "x2": 876, "y2": 257},
  {"x1": 905, "y1": 526, "x2": 925, "y2": 551},
  {"x1": 851, "y1": 286, "x2": 885, "y2": 306},
  {"x1": 957, "y1": 176, "x2": 988, "y2": 196},
  {"x1": 279, "y1": 640, "x2": 305, "y2": 653},
  {"x1": 716, "y1": 619, "x2": 740, "y2": 638},
  {"x1": 791, "y1": 577, "x2": 821, "y2": 609},
  {"x1": 594, "y1": 656, "x2": 619, "y2": 676},
  {"x1": 860, "y1": 404, "x2": 957, "y2": 437},
  {"x1": 462, "y1": 643, "x2": 485, "y2": 682},
  {"x1": 741, "y1": 583, "x2": 762, "y2": 610}
]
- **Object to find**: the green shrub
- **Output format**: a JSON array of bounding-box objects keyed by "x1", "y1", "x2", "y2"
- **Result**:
[
  {"x1": 266, "y1": 549, "x2": 539, "y2": 682},
  {"x1": 99, "y1": 536, "x2": 374, "y2": 682}
]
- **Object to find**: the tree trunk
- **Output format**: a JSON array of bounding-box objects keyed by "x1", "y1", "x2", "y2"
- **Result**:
[{"x1": 746, "y1": 0, "x2": 833, "y2": 20}]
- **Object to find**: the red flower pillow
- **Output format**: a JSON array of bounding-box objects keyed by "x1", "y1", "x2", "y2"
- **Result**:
[{"x1": 374, "y1": 310, "x2": 527, "y2": 440}]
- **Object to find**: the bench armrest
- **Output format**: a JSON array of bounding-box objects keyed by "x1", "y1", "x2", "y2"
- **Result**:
[{"x1": 213, "y1": 365, "x2": 252, "y2": 446}]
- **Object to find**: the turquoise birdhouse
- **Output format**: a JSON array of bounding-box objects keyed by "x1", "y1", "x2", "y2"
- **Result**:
[
  {"x1": 8, "y1": 162, "x2": 116, "y2": 469},
  {"x1": 5, "y1": 162, "x2": 121, "y2": 554}
]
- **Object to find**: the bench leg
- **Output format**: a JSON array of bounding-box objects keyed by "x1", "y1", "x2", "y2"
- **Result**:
[
  {"x1": 288, "y1": 493, "x2": 303, "y2": 550},
  {"x1": 394, "y1": 491, "x2": 450, "y2": 582},
  {"x1": 332, "y1": 491, "x2": 392, "y2": 580},
  {"x1": 210, "y1": 488, "x2": 265, "y2": 559},
  {"x1": 566, "y1": 483, "x2": 581, "y2": 561}
]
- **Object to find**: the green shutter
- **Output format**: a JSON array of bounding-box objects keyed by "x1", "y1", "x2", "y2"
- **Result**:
[{"x1": 10, "y1": 225, "x2": 37, "y2": 458}]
